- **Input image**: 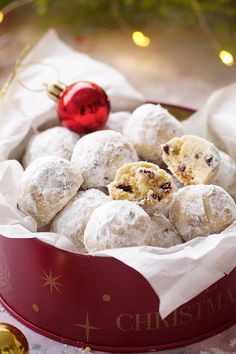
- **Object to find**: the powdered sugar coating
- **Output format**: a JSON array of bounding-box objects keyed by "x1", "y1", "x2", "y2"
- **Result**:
[
  {"x1": 104, "y1": 111, "x2": 131, "y2": 134},
  {"x1": 213, "y1": 151, "x2": 236, "y2": 200},
  {"x1": 71, "y1": 130, "x2": 138, "y2": 188},
  {"x1": 50, "y1": 189, "x2": 109, "y2": 252},
  {"x1": 150, "y1": 214, "x2": 183, "y2": 248},
  {"x1": 18, "y1": 156, "x2": 83, "y2": 228},
  {"x1": 162, "y1": 135, "x2": 220, "y2": 186},
  {"x1": 123, "y1": 104, "x2": 184, "y2": 164},
  {"x1": 170, "y1": 184, "x2": 236, "y2": 241},
  {"x1": 84, "y1": 200, "x2": 152, "y2": 252},
  {"x1": 22, "y1": 127, "x2": 79, "y2": 168}
]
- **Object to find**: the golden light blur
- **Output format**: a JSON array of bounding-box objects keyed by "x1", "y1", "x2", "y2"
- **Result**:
[
  {"x1": 132, "y1": 31, "x2": 150, "y2": 47},
  {"x1": 0, "y1": 11, "x2": 4, "y2": 23},
  {"x1": 219, "y1": 50, "x2": 234, "y2": 66}
]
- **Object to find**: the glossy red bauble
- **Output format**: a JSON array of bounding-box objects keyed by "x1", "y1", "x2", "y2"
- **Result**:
[{"x1": 57, "y1": 82, "x2": 110, "y2": 135}]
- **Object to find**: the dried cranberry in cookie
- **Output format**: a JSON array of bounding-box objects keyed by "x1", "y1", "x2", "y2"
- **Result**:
[
  {"x1": 22, "y1": 127, "x2": 79, "y2": 168},
  {"x1": 162, "y1": 135, "x2": 220, "y2": 186},
  {"x1": 18, "y1": 156, "x2": 83, "y2": 228},
  {"x1": 50, "y1": 189, "x2": 109, "y2": 253},
  {"x1": 108, "y1": 161, "x2": 173, "y2": 214},
  {"x1": 169, "y1": 184, "x2": 236, "y2": 241},
  {"x1": 84, "y1": 200, "x2": 152, "y2": 252},
  {"x1": 123, "y1": 104, "x2": 184, "y2": 164},
  {"x1": 71, "y1": 130, "x2": 138, "y2": 189}
]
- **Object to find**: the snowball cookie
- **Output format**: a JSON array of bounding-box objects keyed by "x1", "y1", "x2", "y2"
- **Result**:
[
  {"x1": 123, "y1": 104, "x2": 184, "y2": 164},
  {"x1": 50, "y1": 189, "x2": 109, "y2": 252},
  {"x1": 162, "y1": 135, "x2": 220, "y2": 186},
  {"x1": 169, "y1": 184, "x2": 236, "y2": 241},
  {"x1": 213, "y1": 151, "x2": 236, "y2": 200},
  {"x1": 18, "y1": 156, "x2": 83, "y2": 228},
  {"x1": 108, "y1": 161, "x2": 173, "y2": 213},
  {"x1": 104, "y1": 111, "x2": 131, "y2": 134},
  {"x1": 84, "y1": 200, "x2": 152, "y2": 252},
  {"x1": 22, "y1": 127, "x2": 79, "y2": 168},
  {"x1": 149, "y1": 214, "x2": 183, "y2": 248},
  {"x1": 71, "y1": 130, "x2": 138, "y2": 189}
]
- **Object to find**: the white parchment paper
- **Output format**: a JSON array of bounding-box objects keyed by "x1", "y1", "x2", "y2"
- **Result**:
[
  {"x1": 183, "y1": 82, "x2": 236, "y2": 163},
  {"x1": 1, "y1": 30, "x2": 236, "y2": 319}
]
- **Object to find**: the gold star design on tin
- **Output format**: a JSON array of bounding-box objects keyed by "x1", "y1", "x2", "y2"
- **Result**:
[
  {"x1": 75, "y1": 311, "x2": 100, "y2": 342},
  {"x1": 40, "y1": 268, "x2": 63, "y2": 294}
]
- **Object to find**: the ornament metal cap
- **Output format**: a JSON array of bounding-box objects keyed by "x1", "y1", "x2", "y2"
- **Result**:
[
  {"x1": 47, "y1": 82, "x2": 67, "y2": 101},
  {"x1": 0, "y1": 323, "x2": 29, "y2": 353}
]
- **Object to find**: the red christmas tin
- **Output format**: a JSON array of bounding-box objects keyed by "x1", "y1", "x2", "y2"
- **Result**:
[{"x1": 0, "y1": 104, "x2": 236, "y2": 352}]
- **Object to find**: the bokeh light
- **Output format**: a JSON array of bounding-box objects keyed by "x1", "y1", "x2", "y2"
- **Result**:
[
  {"x1": 132, "y1": 31, "x2": 150, "y2": 47},
  {"x1": 219, "y1": 50, "x2": 234, "y2": 66},
  {"x1": 0, "y1": 11, "x2": 4, "y2": 23}
]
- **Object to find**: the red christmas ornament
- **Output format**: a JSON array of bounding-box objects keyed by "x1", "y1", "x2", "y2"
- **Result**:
[{"x1": 47, "y1": 81, "x2": 110, "y2": 134}]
